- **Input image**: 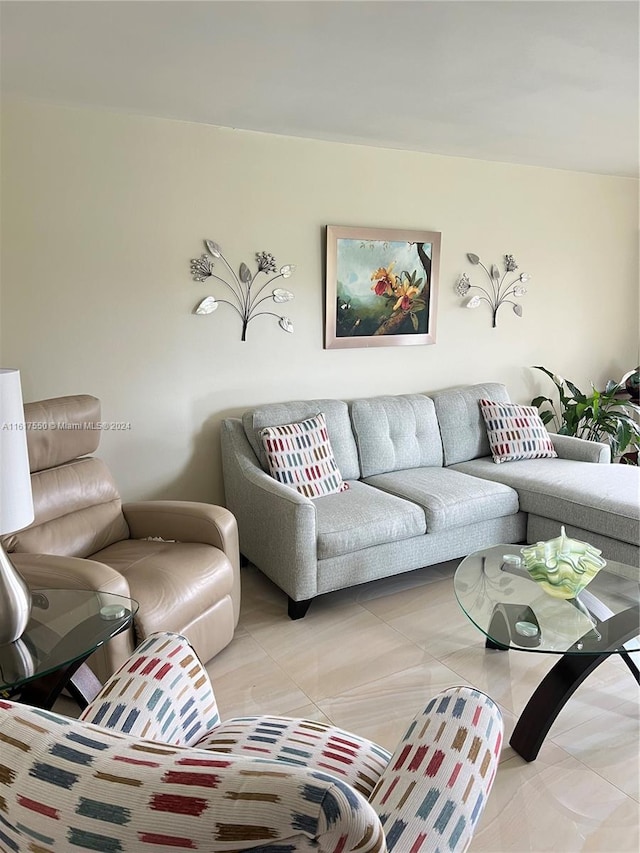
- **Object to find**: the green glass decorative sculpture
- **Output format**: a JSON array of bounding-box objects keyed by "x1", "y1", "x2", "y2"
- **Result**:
[{"x1": 520, "y1": 526, "x2": 606, "y2": 599}]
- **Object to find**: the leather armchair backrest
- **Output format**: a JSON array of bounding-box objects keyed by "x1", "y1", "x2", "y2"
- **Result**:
[
  {"x1": 24, "y1": 395, "x2": 102, "y2": 472},
  {"x1": 1, "y1": 395, "x2": 129, "y2": 556}
]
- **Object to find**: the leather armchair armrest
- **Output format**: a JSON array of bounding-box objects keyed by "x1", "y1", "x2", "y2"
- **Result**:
[
  {"x1": 122, "y1": 501, "x2": 239, "y2": 562},
  {"x1": 11, "y1": 554, "x2": 134, "y2": 679},
  {"x1": 11, "y1": 552, "x2": 131, "y2": 598}
]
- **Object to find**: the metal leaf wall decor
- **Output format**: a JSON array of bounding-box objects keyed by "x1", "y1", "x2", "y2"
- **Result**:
[
  {"x1": 455, "y1": 253, "x2": 531, "y2": 327},
  {"x1": 191, "y1": 240, "x2": 295, "y2": 340}
]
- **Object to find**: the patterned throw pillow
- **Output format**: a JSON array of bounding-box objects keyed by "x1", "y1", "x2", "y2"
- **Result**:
[
  {"x1": 479, "y1": 399, "x2": 558, "y2": 464},
  {"x1": 261, "y1": 412, "x2": 349, "y2": 498}
]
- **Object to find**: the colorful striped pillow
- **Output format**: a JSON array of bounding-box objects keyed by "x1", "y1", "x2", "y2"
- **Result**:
[
  {"x1": 261, "y1": 412, "x2": 349, "y2": 498},
  {"x1": 479, "y1": 399, "x2": 558, "y2": 464}
]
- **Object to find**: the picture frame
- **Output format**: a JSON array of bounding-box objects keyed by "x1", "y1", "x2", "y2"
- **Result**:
[{"x1": 324, "y1": 225, "x2": 441, "y2": 349}]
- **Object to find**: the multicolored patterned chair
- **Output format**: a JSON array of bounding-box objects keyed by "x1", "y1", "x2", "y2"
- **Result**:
[{"x1": 0, "y1": 632, "x2": 503, "y2": 852}]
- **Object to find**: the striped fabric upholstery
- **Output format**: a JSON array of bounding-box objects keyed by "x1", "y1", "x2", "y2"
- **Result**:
[
  {"x1": 0, "y1": 633, "x2": 503, "y2": 852},
  {"x1": 197, "y1": 716, "x2": 392, "y2": 798},
  {"x1": 0, "y1": 700, "x2": 386, "y2": 853},
  {"x1": 80, "y1": 632, "x2": 220, "y2": 747},
  {"x1": 369, "y1": 686, "x2": 503, "y2": 852}
]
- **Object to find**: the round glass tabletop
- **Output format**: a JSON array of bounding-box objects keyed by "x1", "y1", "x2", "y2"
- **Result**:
[
  {"x1": 454, "y1": 545, "x2": 639, "y2": 655},
  {"x1": 0, "y1": 588, "x2": 138, "y2": 690}
]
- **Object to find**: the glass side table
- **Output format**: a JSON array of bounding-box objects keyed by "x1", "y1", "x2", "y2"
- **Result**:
[{"x1": 0, "y1": 588, "x2": 138, "y2": 710}]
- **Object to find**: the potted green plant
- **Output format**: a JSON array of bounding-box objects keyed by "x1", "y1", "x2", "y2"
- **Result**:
[{"x1": 530, "y1": 366, "x2": 640, "y2": 463}]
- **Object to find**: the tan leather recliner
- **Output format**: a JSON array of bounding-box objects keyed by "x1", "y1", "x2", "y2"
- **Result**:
[{"x1": 1, "y1": 395, "x2": 240, "y2": 680}]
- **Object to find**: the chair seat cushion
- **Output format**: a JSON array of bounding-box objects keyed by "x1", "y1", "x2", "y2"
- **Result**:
[
  {"x1": 363, "y1": 467, "x2": 519, "y2": 532},
  {"x1": 314, "y1": 480, "x2": 426, "y2": 560},
  {"x1": 92, "y1": 539, "x2": 234, "y2": 640},
  {"x1": 196, "y1": 715, "x2": 391, "y2": 798}
]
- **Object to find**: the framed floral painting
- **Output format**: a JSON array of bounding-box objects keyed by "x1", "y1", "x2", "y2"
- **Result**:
[{"x1": 324, "y1": 225, "x2": 441, "y2": 348}]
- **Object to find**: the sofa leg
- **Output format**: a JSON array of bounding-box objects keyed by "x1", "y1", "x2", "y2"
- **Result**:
[{"x1": 288, "y1": 597, "x2": 312, "y2": 620}]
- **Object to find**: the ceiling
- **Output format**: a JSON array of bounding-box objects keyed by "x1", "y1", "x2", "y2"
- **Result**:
[{"x1": 1, "y1": 0, "x2": 638, "y2": 177}]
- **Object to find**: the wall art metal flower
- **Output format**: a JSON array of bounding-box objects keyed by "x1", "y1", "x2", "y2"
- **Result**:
[
  {"x1": 191, "y1": 240, "x2": 295, "y2": 341},
  {"x1": 455, "y1": 253, "x2": 531, "y2": 327}
]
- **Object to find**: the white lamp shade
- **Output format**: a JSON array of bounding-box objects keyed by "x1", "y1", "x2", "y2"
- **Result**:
[{"x1": 0, "y1": 369, "x2": 34, "y2": 535}]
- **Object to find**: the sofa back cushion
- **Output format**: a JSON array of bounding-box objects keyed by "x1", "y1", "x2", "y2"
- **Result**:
[
  {"x1": 242, "y1": 399, "x2": 360, "y2": 480},
  {"x1": 350, "y1": 394, "x2": 443, "y2": 477},
  {"x1": 431, "y1": 382, "x2": 512, "y2": 466}
]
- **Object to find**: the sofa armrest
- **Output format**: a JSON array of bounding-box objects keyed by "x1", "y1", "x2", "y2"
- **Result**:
[
  {"x1": 1, "y1": 700, "x2": 387, "y2": 853},
  {"x1": 221, "y1": 418, "x2": 320, "y2": 601},
  {"x1": 369, "y1": 686, "x2": 503, "y2": 853},
  {"x1": 550, "y1": 433, "x2": 611, "y2": 463}
]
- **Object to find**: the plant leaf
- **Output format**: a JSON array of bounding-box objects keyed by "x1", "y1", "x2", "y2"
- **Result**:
[
  {"x1": 204, "y1": 240, "x2": 222, "y2": 258},
  {"x1": 466, "y1": 253, "x2": 480, "y2": 265},
  {"x1": 532, "y1": 366, "x2": 560, "y2": 386},
  {"x1": 513, "y1": 303, "x2": 523, "y2": 317},
  {"x1": 239, "y1": 263, "x2": 252, "y2": 283},
  {"x1": 531, "y1": 396, "x2": 552, "y2": 408},
  {"x1": 491, "y1": 264, "x2": 500, "y2": 280},
  {"x1": 410, "y1": 312, "x2": 419, "y2": 331},
  {"x1": 565, "y1": 379, "x2": 585, "y2": 400}
]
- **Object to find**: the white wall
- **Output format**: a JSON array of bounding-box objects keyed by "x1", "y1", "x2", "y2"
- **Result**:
[{"x1": 1, "y1": 99, "x2": 638, "y2": 504}]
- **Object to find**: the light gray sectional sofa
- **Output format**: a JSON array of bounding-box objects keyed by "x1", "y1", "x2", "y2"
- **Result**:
[{"x1": 221, "y1": 382, "x2": 640, "y2": 618}]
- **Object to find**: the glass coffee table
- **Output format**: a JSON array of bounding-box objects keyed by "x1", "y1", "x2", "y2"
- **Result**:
[
  {"x1": 0, "y1": 588, "x2": 138, "y2": 710},
  {"x1": 454, "y1": 545, "x2": 639, "y2": 761}
]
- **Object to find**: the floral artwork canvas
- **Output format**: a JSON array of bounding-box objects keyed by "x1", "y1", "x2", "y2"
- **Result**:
[{"x1": 325, "y1": 226, "x2": 441, "y2": 348}]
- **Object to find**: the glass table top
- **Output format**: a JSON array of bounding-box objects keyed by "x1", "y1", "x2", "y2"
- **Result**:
[
  {"x1": 454, "y1": 545, "x2": 639, "y2": 655},
  {"x1": 0, "y1": 588, "x2": 138, "y2": 690}
]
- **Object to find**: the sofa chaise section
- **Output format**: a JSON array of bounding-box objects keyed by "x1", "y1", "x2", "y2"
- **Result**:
[
  {"x1": 431, "y1": 383, "x2": 640, "y2": 567},
  {"x1": 452, "y1": 456, "x2": 639, "y2": 565}
]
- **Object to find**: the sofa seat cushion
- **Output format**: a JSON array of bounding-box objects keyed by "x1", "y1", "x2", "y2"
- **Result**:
[
  {"x1": 362, "y1": 468, "x2": 519, "y2": 533},
  {"x1": 92, "y1": 539, "x2": 235, "y2": 640},
  {"x1": 315, "y1": 480, "x2": 426, "y2": 560},
  {"x1": 452, "y1": 457, "x2": 640, "y2": 546}
]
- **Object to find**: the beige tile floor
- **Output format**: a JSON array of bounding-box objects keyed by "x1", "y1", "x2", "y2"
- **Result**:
[{"x1": 205, "y1": 561, "x2": 640, "y2": 853}]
